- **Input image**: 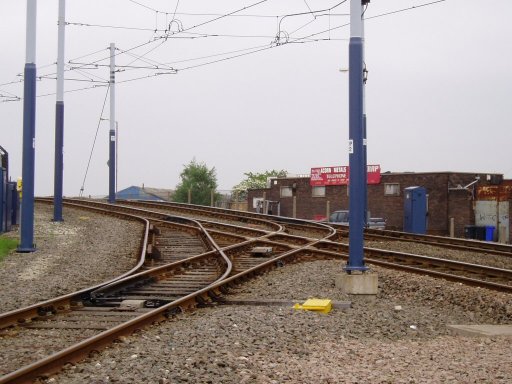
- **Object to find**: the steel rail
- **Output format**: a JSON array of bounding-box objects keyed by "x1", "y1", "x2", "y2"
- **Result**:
[
  {"x1": 117, "y1": 199, "x2": 336, "y2": 239},
  {"x1": 0, "y1": 217, "x2": 234, "y2": 383},
  {"x1": 310, "y1": 239, "x2": 512, "y2": 287},
  {"x1": 0, "y1": 245, "x2": 321, "y2": 384},
  {"x1": 0, "y1": 204, "x2": 150, "y2": 329},
  {"x1": 76, "y1": 198, "x2": 282, "y2": 233},
  {"x1": 45, "y1": 198, "x2": 512, "y2": 286},
  {"x1": 1, "y1": 205, "x2": 331, "y2": 384},
  {"x1": 95, "y1": 198, "x2": 512, "y2": 290},
  {"x1": 5, "y1": 198, "x2": 508, "y2": 383},
  {"x1": 121, "y1": 199, "x2": 512, "y2": 255},
  {"x1": 360, "y1": 227, "x2": 512, "y2": 256},
  {"x1": 90, "y1": 214, "x2": 234, "y2": 301},
  {"x1": 305, "y1": 246, "x2": 512, "y2": 293}
]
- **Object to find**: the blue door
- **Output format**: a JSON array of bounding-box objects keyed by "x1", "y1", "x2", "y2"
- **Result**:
[{"x1": 403, "y1": 186, "x2": 427, "y2": 234}]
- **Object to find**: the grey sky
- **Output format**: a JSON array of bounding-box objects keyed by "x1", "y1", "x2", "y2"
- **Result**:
[{"x1": 1, "y1": 0, "x2": 511, "y2": 197}]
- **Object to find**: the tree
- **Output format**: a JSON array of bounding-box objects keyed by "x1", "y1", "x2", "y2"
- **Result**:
[
  {"x1": 173, "y1": 159, "x2": 219, "y2": 206},
  {"x1": 232, "y1": 169, "x2": 287, "y2": 200}
]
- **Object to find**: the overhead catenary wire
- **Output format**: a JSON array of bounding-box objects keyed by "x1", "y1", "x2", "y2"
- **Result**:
[
  {"x1": 95, "y1": 0, "x2": 271, "y2": 79},
  {"x1": 277, "y1": 0, "x2": 348, "y2": 37},
  {"x1": 63, "y1": 0, "x2": 271, "y2": 77},
  {"x1": 35, "y1": 83, "x2": 108, "y2": 99},
  {"x1": 127, "y1": 0, "x2": 277, "y2": 18},
  {"x1": 123, "y1": 39, "x2": 171, "y2": 69},
  {"x1": 67, "y1": 22, "x2": 278, "y2": 39},
  {"x1": 127, "y1": 0, "x2": 158, "y2": 13},
  {"x1": 365, "y1": 0, "x2": 446, "y2": 21},
  {"x1": 303, "y1": 0, "x2": 315, "y2": 18},
  {"x1": 0, "y1": 88, "x2": 21, "y2": 98},
  {"x1": 67, "y1": 65, "x2": 110, "y2": 83},
  {"x1": 64, "y1": 0, "x2": 346, "y2": 78},
  {"x1": 170, "y1": 0, "x2": 181, "y2": 22},
  {"x1": 22, "y1": 0, "x2": 349, "y2": 84},
  {"x1": 167, "y1": 0, "x2": 448, "y2": 74},
  {"x1": 2, "y1": 0, "x2": 449, "y2": 101},
  {"x1": 79, "y1": 84, "x2": 110, "y2": 197}
]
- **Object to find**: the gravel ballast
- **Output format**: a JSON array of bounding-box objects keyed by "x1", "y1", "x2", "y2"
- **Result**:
[
  {"x1": 1, "y1": 204, "x2": 512, "y2": 383},
  {"x1": 0, "y1": 203, "x2": 143, "y2": 313},
  {"x1": 53, "y1": 261, "x2": 512, "y2": 384}
]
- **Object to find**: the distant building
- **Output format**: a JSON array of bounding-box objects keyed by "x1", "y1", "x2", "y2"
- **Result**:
[
  {"x1": 116, "y1": 185, "x2": 173, "y2": 202},
  {"x1": 247, "y1": 171, "x2": 510, "y2": 242}
]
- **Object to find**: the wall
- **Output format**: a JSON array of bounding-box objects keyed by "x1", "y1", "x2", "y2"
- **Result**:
[
  {"x1": 476, "y1": 181, "x2": 512, "y2": 242},
  {"x1": 248, "y1": 171, "x2": 500, "y2": 237}
]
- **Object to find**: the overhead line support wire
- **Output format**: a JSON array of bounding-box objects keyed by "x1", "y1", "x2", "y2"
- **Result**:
[
  {"x1": 127, "y1": 0, "x2": 158, "y2": 13},
  {"x1": 277, "y1": 0, "x2": 348, "y2": 36},
  {"x1": 67, "y1": 0, "x2": 270, "y2": 76},
  {"x1": 4, "y1": 0, "x2": 448, "y2": 99},
  {"x1": 79, "y1": 84, "x2": 111, "y2": 197},
  {"x1": 364, "y1": 0, "x2": 447, "y2": 21}
]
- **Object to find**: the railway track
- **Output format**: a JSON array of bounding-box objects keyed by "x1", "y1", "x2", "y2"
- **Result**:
[
  {"x1": 0, "y1": 200, "x2": 334, "y2": 383},
  {"x1": 119, "y1": 199, "x2": 512, "y2": 257},
  {"x1": 48, "y1": 199, "x2": 512, "y2": 285},
  {"x1": 1, "y1": 198, "x2": 512, "y2": 383},
  {"x1": 344, "y1": 226, "x2": 512, "y2": 257}
]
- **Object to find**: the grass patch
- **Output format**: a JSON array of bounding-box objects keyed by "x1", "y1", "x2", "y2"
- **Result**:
[{"x1": 0, "y1": 237, "x2": 18, "y2": 261}]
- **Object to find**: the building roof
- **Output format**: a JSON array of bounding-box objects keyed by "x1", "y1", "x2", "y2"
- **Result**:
[{"x1": 116, "y1": 186, "x2": 173, "y2": 201}]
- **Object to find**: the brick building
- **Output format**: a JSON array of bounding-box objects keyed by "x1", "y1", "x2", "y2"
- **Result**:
[{"x1": 247, "y1": 171, "x2": 509, "y2": 240}]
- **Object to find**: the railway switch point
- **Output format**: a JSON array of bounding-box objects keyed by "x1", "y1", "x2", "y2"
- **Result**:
[
  {"x1": 251, "y1": 246, "x2": 273, "y2": 257},
  {"x1": 335, "y1": 271, "x2": 378, "y2": 295},
  {"x1": 119, "y1": 300, "x2": 146, "y2": 310}
]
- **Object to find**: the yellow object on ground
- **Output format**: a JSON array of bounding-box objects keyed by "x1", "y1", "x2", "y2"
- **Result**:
[{"x1": 293, "y1": 299, "x2": 332, "y2": 314}]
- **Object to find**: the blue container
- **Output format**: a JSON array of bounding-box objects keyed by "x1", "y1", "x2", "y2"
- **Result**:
[
  {"x1": 485, "y1": 226, "x2": 495, "y2": 241},
  {"x1": 474, "y1": 226, "x2": 486, "y2": 240},
  {"x1": 0, "y1": 167, "x2": 5, "y2": 233},
  {"x1": 403, "y1": 186, "x2": 427, "y2": 234}
]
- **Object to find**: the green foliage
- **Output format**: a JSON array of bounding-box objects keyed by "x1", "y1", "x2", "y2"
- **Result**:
[
  {"x1": 0, "y1": 237, "x2": 18, "y2": 262},
  {"x1": 173, "y1": 159, "x2": 219, "y2": 206},
  {"x1": 232, "y1": 169, "x2": 287, "y2": 199}
]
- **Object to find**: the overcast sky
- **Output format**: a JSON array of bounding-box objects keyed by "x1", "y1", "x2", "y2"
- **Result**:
[{"x1": 1, "y1": 0, "x2": 511, "y2": 196}]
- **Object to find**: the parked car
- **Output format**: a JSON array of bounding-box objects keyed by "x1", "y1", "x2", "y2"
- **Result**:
[{"x1": 329, "y1": 210, "x2": 386, "y2": 230}]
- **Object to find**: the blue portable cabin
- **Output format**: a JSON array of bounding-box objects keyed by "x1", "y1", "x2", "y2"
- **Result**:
[
  {"x1": 0, "y1": 145, "x2": 17, "y2": 233},
  {"x1": 403, "y1": 186, "x2": 428, "y2": 234}
]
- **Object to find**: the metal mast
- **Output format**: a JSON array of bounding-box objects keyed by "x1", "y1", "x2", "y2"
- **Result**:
[
  {"x1": 53, "y1": 0, "x2": 66, "y2": 221},
  {"x1": 108, "y1": 43, "x2": 116, "y2": 204},
  {"x1": 18, "y1": 0, "x2": 37, "y2": 252},
  {"x1": 345, "y1": 0, "x2": 369, "y2": 271}
]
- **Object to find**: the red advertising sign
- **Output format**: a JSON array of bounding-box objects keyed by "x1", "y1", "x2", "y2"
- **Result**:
[{"x1": 310, "y1": 165, "x2": 381, "y2": 186}]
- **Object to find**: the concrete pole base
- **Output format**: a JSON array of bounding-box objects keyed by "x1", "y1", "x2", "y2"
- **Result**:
[{"x1": 335, "y1": 272, "x2": 378, "y2": 295}]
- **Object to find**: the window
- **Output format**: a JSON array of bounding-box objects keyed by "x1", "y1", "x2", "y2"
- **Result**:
[
  {"x1": 384, "y1": 183, "x2": 400, "y2": 196},
  {"x1": 312, "y1": 186, "x2": 325, "y2": 197},
  {"x1": 280, "y1": 186, "x2": 293, "y2": 197},
  {"x1": 252, "y1": 197, "x2": 264, "y2": 209}
]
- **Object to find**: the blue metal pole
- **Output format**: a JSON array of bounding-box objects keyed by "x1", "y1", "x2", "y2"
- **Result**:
[
  {"x1": 53, "y1": 0, "x2": 65, "y2": 221},
  {"x1": 18, "y1": 0, "x2": 37, "y2": 253},
  {"x1": 363, "y1": 115, "x2": 368, "y2": 226},
  {"x1": 54, "y1": 102, "x2": 64, "y2": 221},
  {"x1": 362, "y1": 7, "x2": 368, "y2": 228},
  {"x1": 345, "y1": 0, "x2": 367, "y2": 271},
  {"x1": 108, "y1": 43, "x2": 116, "y2": 204},
  {"x1": 108, "y1": 128, "x2": 116, "y2": 203}
]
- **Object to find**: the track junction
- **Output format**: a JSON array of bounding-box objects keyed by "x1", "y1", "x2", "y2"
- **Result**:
[{"x1": 1, "y1": 198, "x2": 511, "y2": 383}]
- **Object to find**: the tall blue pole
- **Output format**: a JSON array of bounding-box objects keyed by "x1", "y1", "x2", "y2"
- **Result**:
[
  {"x1": 18, "y1": 0, "x2": 37, "y2": 253},
  {"x1": 108, "y1": 43, "x2": 116, "y2": 204},
  {"x1": 345, "y1": 0, "x2": 368, "y2": 272},
  {"x1": 108, "y1": 128, "x2": 116, "y2": 203},
  {"x1": 53, "y1": 0, "x2": 66, "y2": 221},
  {"x1": 362, "y1": 9, "x2": 368, "y2": 227}
]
